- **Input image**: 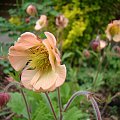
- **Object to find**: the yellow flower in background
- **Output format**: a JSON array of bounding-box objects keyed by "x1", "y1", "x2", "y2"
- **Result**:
[
  {"x1": 8, "y1": 32, "x2": 66, "y2": 92},
  {"x1": 106, "y1": 20, "x2": 120, "y2": 42},
  {"x1": 9, "y1": 16, "x2": 22, "y2": 26}
]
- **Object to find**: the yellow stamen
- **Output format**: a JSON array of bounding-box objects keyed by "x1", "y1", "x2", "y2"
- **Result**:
[{"x1": 28, "y1": 44, "x2": 51, "y2": 71}]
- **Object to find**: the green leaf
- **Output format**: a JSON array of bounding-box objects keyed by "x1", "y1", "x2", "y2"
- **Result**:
[
  {"x1": 7, "y1": 92, "x2": 28, "y2": 119},
  {"x1": 63, "y1": 107, "x2": 89, "y2": 120},
  {"x1": 62, "y1": 52, "x2": 74, "y2": 61},
  {"x1": 32, "y1": 100, "x2": 54, "y2": 120}
]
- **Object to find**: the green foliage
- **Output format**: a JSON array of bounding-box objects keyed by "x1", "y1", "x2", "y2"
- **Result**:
[
  {"x1": 63, "y1": 107, "x2": 89, "y2": 120},
  {"x1": 7, "y1": 92, "x2": 28, "y2": 119},
  {"x1": 32, "y1": 100, "x2": 53, "y2": 120}
]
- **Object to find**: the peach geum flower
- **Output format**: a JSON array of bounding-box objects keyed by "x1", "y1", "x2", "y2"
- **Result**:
[
  {"x1": 105, "y1": 20, "x2": 120, "y2": 42},
  {"x1": 34, "y1": 15, "x2": 48, "y2": 31},
  {"x1": 8, "y1": 32, "x2": 66, "y2": 92}
]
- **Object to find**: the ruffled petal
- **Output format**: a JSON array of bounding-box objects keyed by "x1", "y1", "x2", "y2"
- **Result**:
[
  {"x1": 113, "y1": 34, "x2": 120, "y2": 42},
  {"x1": 35, "y1": 24, "x2": 42, "y2": 31},
  {"x1": 8, "y1": 55, "x2": 28, "y2": 71},
  {"x1": 44, "y1": 32, "x2": 56, "y2": 47},
  {"x1": 99, "y1": 40, "x2": 107, "y2": 49},
  {"x1": 16, "y1": 32, "x2": 40, "y2": 50},
  {"x1": 55, "y1": 65, "x2": 66, "y2": 87},
  {"x1": 8, "y1": 46, "x2": 28, "y2": 56},
  {"x1": 21, "y1": 66, "x2": 39, "y2": 90},
  {"x1": 33, "y1": 70, "x2": 57, "y2": 91},
  {"x1": 43, "y1": 39, "x2": 56, "y2": 71},
  {"x1": 52, "y1": 48, "x2": 61, "y2": 64}
]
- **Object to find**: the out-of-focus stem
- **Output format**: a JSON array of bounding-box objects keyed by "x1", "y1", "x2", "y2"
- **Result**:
[
  {"x1": 63, "y1": 91, "x2": 102, "y2": 120},
  {"x1": 63, "y1": 91, "x2": 91, "y2": 112},
  {"x1": 57, "y1": 87, "x2": 62, "y2": 120},
  {"x1": 45, "y1": 92, "x2": 58, "y2": 120}
]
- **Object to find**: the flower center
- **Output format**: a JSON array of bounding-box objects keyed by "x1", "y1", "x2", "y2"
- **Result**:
[
  {"x1": 109, "y1": 24, "x2": 120, "y2": 36},
  {"x1": 39, "y1": 21, "x2": 44, "y2": 26},
  {"x1": 28, "y1": 44, "x2": 51, "y2": 71}
]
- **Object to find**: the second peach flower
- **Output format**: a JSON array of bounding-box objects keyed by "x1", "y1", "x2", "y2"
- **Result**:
[{"x1": 34, "y1": 15, "x2": 48, "y2": 31}]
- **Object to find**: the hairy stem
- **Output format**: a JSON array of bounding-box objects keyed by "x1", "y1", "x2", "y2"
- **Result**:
[
  {"x1": 57, "y1": 87, "x2": 62, "y2": 120},
  {"x1": 63, "y1": 91, "x2": 102, "y2": 120},
  {"x1": 45, "y1": 92, "x2": 58, "y2": 120}
]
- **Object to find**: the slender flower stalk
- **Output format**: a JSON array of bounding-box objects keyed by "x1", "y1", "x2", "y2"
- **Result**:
[
  {"x1": 57, "y1": 87, "x2": 62, "y2": 120},
  {"x1": 63, "y1": 91, "x2": 102, "y2": 120},
  {"x1": 20, "y1": 89, "x2": 31, "y2": 120},
  {"x1": 63, "y1": 91, "x2": 91, "y2": 112},
  {"x1": 45, "y1": 92, "x2": 58, "y2": 120},
  {"x1": 89, "y1": 96, "x2": 102, "y2": 120},
  {"x1": 93, "y1": 52, "x2": 105, "y2": 88}
]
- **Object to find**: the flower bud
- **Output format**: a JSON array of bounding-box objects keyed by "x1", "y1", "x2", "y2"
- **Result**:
[
  {"x1": 90, "y1": 40, "x2": 107, "y2": 51},
  {"x1": 56, "y1": 14, "x2": 68, "y2": 28},
  {"x1": 90, "y1": 40, "x2": 100, "y2": 51},
  {"x1": 0, "y1": 92, "x2": 10, "y2": 108},
  {"x1": 26, "y1": 5, "x2": 37, "y2": 16},
  {"x1": 83, "y1": 49, "x2": 90, "y2": 58},
  {"x1": 105, "y1": 20, "x2": 120, "y2": 42},
  {"x1": 113, "y1": 46, "x2": 120, "y2": 54},
  {"x1": 25, "y1": 17, "x2": 30, "y2": 23}
]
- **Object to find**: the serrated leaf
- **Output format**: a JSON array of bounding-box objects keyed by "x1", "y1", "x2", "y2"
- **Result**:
[
  {"x1": 7, "y1": 92, "x2": 28, "y2": 119},
  {"x1": 63, "y1": 107, "x2": 89, "y2": 120},
  {"x1": 32, "y1": 100, "x2": 54, "y2": 120}
]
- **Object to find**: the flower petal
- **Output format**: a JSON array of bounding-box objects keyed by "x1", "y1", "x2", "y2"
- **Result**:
[
  {"x1": 33, "y1": 70, "x2": 58, "y2": 91},
  {"x1": 35, "y1": 24, "x2": 42, "y2": 31},
  {"x1": 8, "y1": 55, "x2": 28, "y2": 71},
  {"x1": 43, "y1": 39, "x2": 56, "y2": 71},
  {"x1": 55, "y1": 65, "x2": 66, "y2": 87},
  {"x1": 21, "y1": 66, "x2": 38, "y2": 90},
  {"x1": 16, "y1": 32, "x2": 40, "y2": 49},
  {"x1": 8, "y1": 46, "x2": 28, "y2": 56},
  {"x1": 100, "y1": 40, "x2": 107, "y2": 49},
  {"x1": 113, "y1": 34, "x2": 120, "y2": 42},
  {"x1": 44, "y1": 32, "x2": 56, "y2": 47}
]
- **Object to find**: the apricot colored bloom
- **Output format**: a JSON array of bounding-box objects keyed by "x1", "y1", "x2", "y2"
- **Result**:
[
  {"x1": 35, "y1": 15, "x2": 48, "y2": 31},
  {"x1": 26, "y1": 5, "x2": 37, "y2": 16},
  {"x1": 56, "y1": 14, "x2": 68, "y2": 28},
  {"x1": 8, "y1": 32, "x2": 66, "y2": 92},
  {"x1": 106, "y1": 20, "x2": 120, "y2": 42}
]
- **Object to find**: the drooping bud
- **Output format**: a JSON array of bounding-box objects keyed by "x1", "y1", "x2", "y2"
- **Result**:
[
  {"x1": 83, "y1": 49, "x2": 90, "y2": 58},
  {"x1": 90, "y1": 36, "x2": 107, "y2": 51},
  {"x1": 56, "y1": 14, "x2": 68, "y2": 28},
  {"x1": 90, "y1": 40, "x2": 100, "y2": 51},
  {"x1": 25, "y1": 17, "x2": 30, "y2": 23},
  {"x1": 105, "y1": 20, "x2": 120, "y2": 42},
  {"x1": 26, "y1": 5, "x2": 37, "y2": 16},
  {"x1": 113, "y1": 46, "x2": 120, "y2": 54},
  {"x1": 0, "y1": 92, "x2": 10, "y2": 108}
]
